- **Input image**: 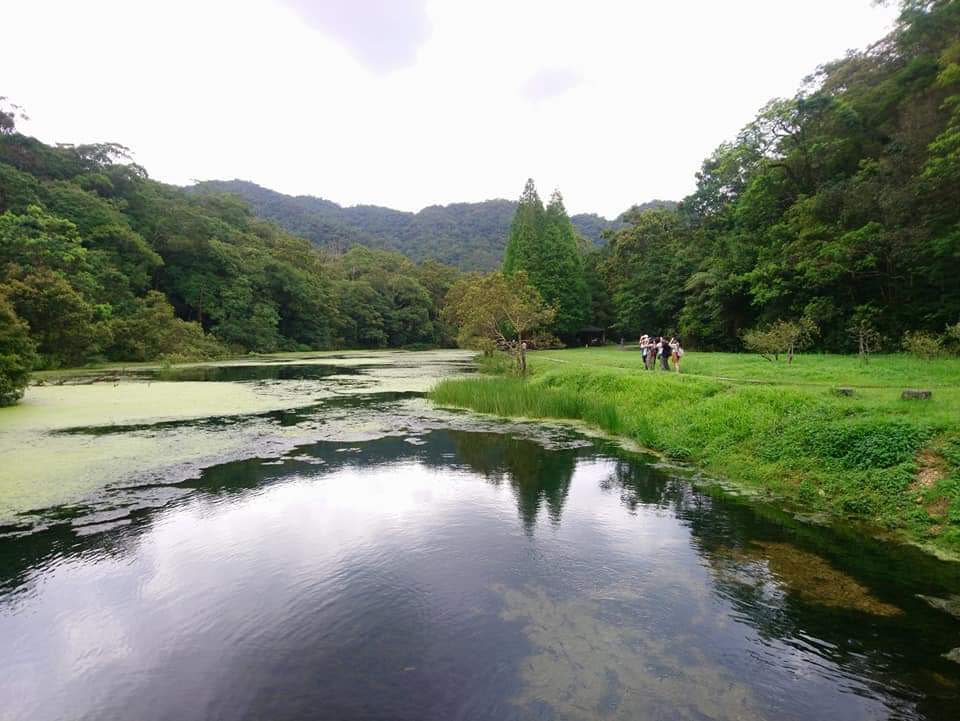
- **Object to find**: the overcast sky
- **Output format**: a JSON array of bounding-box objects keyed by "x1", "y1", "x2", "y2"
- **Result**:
[{"x1": 6, "y1": 0, "x2": 899, "y2": 217}]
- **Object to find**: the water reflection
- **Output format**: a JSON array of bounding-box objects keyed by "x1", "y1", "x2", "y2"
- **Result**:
[
  {"x1": 93, "y1": 362, "x2": 359, "y2": 383},
  {"x1": 1, "y1": 426, "x2": 960, "y2": 721},
  {"x1": 451, "y1": 431, "x2": 575, "y2": 531},
  {"x1": 598, "y1": 454, "x2": 694, "y2": 512}
]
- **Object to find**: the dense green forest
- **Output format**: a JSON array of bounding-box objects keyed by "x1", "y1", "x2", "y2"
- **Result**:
[
  {"x1": 0, "y1": 114, "x2": 460, "y2": 404},
  {"x1": 598, "y1": 0, "x2": 960, "y2": 349},
  {"x1": 190, "y1": 179, "x2": 634, "y2": 270},
  {"x1": 2, "y1": 0, "x2": 958, "y2": 404}
]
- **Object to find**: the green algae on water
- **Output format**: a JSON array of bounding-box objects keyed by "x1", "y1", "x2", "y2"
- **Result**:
[{"x1": 0, "y1": 351, "x2": 477, "y2": 526}]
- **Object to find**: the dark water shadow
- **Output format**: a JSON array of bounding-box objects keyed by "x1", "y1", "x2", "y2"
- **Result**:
[
  {"x1": 148, "y1": 363, "x2": 358, "y2": 383},
  {"x1": 54, "y1": 391, "x2": 427, "y2": 437}
]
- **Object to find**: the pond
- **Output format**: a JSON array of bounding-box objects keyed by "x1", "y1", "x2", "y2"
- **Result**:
[{"x1": 1, "y1": 351, "x2": 960, "y2": 721}]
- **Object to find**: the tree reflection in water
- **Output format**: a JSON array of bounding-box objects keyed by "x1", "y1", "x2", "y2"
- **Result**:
[{"x1": 450, "y1": 431, "x2": 576, "y2": 533}]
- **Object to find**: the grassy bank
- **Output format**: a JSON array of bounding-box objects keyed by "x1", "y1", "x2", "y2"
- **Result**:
[{"x1": 432, "y1": 349, "x2": 960, "y2": 556}]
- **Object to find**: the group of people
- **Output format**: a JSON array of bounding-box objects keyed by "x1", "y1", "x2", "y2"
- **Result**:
[{"x1": 639, "y1": 335, "x2": 684, "y2": 373}]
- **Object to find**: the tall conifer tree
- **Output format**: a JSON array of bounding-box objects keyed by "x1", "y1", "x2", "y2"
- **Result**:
[
  {"x1": 503, "y1": 180, "x2": 589, "y2": 338},
  {"x1": 503, "y1": 179, "x2": 544, "y2": 275},
  {"x1": 542, "y1": 190, "x2": 590, "y2": 335}
]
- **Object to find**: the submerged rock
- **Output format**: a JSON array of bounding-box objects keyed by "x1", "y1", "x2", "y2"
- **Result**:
[
  {"x1": 918, "y1": 594, "x2": 960, "y2": 619},
  {"x1": 718, "y1": 542, "x2": 902, "y2": 617},
  {"x1": 792, "y1": 511, "x2": 832, "y2": 526}
]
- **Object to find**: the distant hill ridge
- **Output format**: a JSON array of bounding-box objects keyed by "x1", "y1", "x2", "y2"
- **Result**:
[{"x1": 189, "y1": 179, "x2": 675, "y2": 270}]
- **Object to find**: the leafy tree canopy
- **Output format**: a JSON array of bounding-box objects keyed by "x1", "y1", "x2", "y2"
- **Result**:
[
  {"x1": 591, "y1": 0, "x2": 960, "y2": 351},
  {"x1": 444, "y1": 271, "x2": 555, "y2": 372},
  {"x1": 0, "y1": 121, "x2": 464, "y2": 400}
]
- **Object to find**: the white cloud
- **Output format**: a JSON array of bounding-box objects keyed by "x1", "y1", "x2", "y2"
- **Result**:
[
  {"x1": 523, "y1": 67, "x2": 583, "y2": 101},
  {"x1": 278, "y1": 0, "x2": 431, "y2": 72},
  {"x1": 4, "y1": 0, "x2": 899, "y2": 217}
]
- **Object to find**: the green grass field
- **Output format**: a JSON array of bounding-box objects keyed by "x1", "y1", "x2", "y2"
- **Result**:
[
  {"x1": 539, "y1": 347, "x2": 960, "y2": 387},
  {"x1": 432, "y1": 349, "x2": 960, "y2": 556}
]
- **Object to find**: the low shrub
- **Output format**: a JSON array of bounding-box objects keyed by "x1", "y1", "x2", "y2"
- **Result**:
[
  {"x1": 902, "y1": 330, "x2": 943, "y2": 360},
  {"x1": 798, "y1": 420, "x2": 931, "y2": 470}
]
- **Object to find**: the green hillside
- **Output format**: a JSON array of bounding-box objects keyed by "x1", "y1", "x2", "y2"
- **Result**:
[{"x1": 188, "y1": 179, "x2": 655, "y2": 270}]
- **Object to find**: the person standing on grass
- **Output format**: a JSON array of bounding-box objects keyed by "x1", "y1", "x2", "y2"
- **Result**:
[
  {"x1": 660, "y1": 337, "x2": 671, "y2": 371},
  {"x1": 640, "y1": 335, "x2": 651, "y2": 370},
  {"x1": 670, "y1": 337, "x2": 683, "y2": 373}
]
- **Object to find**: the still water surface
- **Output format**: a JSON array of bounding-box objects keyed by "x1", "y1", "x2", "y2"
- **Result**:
[{"x1": 2, "y1": 355, "x2": 960, "y2": 720}]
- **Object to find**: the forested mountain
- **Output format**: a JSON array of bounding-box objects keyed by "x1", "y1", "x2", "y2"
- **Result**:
[
  {"x1": 600, "y1": 0, "x2": 960, "y2": 350},
  {"x1": 0, "y1": 114, "x2": 461, "y2": 403},
  {"x1": 189, "y1": 180, "x2": 632, "y2": 270}
]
